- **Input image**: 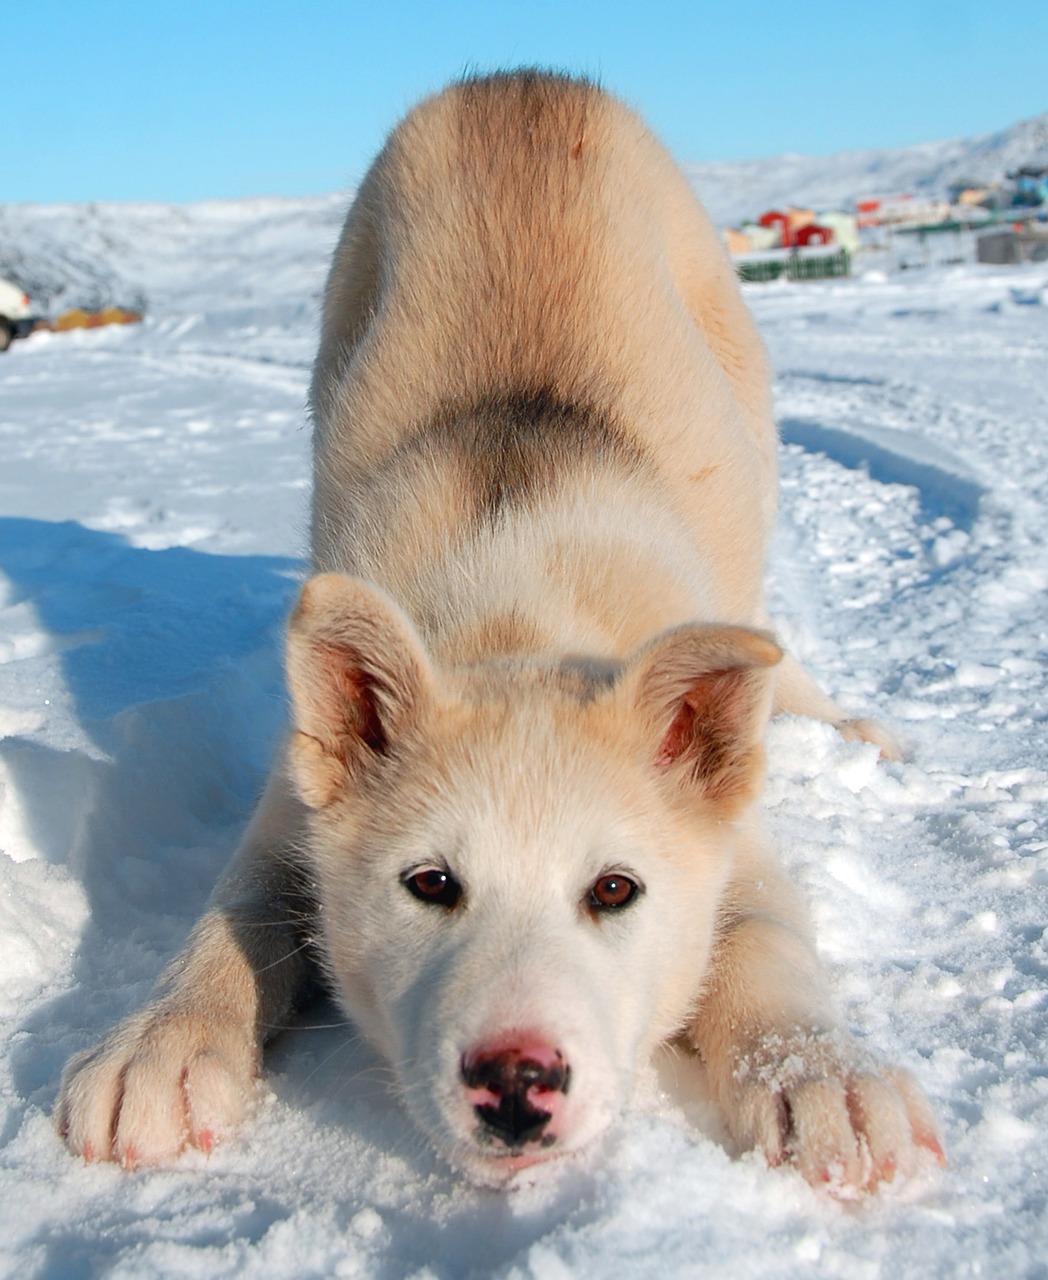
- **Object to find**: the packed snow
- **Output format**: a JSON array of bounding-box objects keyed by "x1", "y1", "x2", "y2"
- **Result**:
[{"x1": 1, "y1": 163, "x2": 1047, "y2": 1278}]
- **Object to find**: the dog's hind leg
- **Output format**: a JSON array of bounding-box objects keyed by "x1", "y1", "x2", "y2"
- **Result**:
[
  {"x1": 773, "y1": 652, "x2": 902, "y2": 760},
  {"x1": 55, "y1": 758, "x2": 316, "y2": 1166}
]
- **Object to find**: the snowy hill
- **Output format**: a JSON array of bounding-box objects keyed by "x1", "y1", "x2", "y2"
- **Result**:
[
  {"x1": 685, "y1": 111, "x2": 1048, "y2": 226},
  {"x1": 1, "y1": 112, "x2": 1046, "y2": 312},
  {"x1": 0, "y1": 193, "x2": 347, "y2": 314}
]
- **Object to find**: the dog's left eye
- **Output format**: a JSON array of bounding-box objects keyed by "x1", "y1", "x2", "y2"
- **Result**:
[
  {"x1": 404, "y1": 867, "x2": 463, "y2": 909},
  {"x1": 587, "y1": 872, "x2": 641, "y2": 912}
]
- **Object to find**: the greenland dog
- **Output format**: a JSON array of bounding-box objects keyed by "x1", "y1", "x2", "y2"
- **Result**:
[{"x1": 56, "y1": 71, "x2": 943, "y2": 1190}]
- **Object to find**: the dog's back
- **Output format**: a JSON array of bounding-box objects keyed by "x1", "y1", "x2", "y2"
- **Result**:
[{"x1": 309, "y1": 71, "x2": 776, "y2": 629}]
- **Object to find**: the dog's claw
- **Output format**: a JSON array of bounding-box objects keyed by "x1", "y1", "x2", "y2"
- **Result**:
[{"x1": 916, "y1": 1131, "x2": 947, "y2": 1166}]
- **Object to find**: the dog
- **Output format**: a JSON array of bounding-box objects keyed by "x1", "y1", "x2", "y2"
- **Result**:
[{"x1": 55, "y1": 70, "x2": 943, "y2": 1191}]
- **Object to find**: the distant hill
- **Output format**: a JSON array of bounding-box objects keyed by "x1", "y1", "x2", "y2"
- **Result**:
[
  {"x1": 2, "y1": 112, "x2": 1046, "y2": 313},
  {"x1": 685, "y1": 112, "x2": 1048, "y2": 226},
  {"x1": 0, "y1": 194, "x2": 348, "y2": 314}
]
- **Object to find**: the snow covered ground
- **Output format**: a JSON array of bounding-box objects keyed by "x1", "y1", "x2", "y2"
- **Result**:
[{"x1": 0, "y1": 202, "x2": 1046, "y2": 1277}]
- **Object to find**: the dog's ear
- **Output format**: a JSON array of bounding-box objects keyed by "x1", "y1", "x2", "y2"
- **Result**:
[
  {"x1": 286, "y1": 573, "x2": 435, "y2": 808},
  {"x1": 622, "y1": 624, "x2": 781, "y2": 816}
]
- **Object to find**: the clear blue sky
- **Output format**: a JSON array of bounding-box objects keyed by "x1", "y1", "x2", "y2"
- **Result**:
[{"x1": 6, "y1": 0, "x2": 1046, "y2": 204}]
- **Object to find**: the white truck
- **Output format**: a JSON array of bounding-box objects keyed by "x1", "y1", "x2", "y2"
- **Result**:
[{"x1": 0, "y1": 276, "x2": 35, "y2": 351}]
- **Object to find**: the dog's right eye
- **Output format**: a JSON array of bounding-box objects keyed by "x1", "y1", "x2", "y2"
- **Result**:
[
  {"x1": 587, "y1": 872, "x2": 642, "y2": 913},
  {"x1": 403, "y1": 867, "x2": 463, "y2": 909}
]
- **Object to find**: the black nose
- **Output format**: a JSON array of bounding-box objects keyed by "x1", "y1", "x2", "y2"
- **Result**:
[{"x1": 461, "y1": 1047, "x2": 571, "y2": 1149}]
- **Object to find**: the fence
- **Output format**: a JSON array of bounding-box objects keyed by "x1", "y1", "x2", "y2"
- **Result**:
[{"x1": 735, "y1": 248, "x2": 851, "y2": 283}]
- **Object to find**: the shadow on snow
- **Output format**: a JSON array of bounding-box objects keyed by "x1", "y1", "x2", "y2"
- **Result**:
[
  {"x1": 0, "y1": 517, "x2": 300, "y2": 1106},
  {"x1": 779, "y1": 417, "x2": 984, "y2": 532}
]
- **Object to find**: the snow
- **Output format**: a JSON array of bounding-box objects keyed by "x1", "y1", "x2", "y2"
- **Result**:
[
  {"x1": 0, "y1": 194, "x2": 346, "y2": 313},
  {"x1": 1, "y1": 185, "x2": 1047, "y2": 1277}
]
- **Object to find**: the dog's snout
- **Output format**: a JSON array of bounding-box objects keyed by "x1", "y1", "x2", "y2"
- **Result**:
[{"x1": 461, "y1": 1041, "x2": 571, "y2": 1150}]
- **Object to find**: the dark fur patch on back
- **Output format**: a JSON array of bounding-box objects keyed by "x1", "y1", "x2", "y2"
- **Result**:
[{"x1": 426, "y1": 387, "x2": 643, "y2": 522}]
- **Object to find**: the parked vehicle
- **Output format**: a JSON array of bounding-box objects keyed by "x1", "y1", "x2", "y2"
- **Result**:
[{"x1": 0, "y1": 276, "x2": 36, "y2": 351}]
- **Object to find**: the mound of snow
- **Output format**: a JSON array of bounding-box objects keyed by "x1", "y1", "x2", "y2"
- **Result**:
[{"x1": 0, "y1": 194, "x2": 348, "y2": 314}]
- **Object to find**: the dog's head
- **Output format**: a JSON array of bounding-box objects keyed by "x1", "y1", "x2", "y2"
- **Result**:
[{"x1": 285, "y1": 573, "x2": 779, "y2": 1183}]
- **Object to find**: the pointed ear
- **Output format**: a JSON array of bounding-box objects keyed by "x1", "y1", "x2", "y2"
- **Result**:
[
  {"x1": 285, "y1": 573, "x2": 435, "y2": 808},
  {"x1": 622, "y1": 624, "x2": 782, "y2": 815}
]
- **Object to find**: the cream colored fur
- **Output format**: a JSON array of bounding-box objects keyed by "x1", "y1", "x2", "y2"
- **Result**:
[{"x1": 56, "y1": 71, "x2": 940, "y2": 1191}]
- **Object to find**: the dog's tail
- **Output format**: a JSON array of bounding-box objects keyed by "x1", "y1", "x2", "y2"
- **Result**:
[{"x1": 773, "y1": 653, "x2": 903, "y2": 761}]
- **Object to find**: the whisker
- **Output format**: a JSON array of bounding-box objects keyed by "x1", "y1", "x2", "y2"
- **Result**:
[
  {"x1": 294, "y1": 1031, "x2": 377, "y2": 1094},
  {"x1": 259, "y1": 1017, "x2": 355, "y2": 1033},
  {"x1": 252, "y1": 937, "x2": 318, "y2": 976}
]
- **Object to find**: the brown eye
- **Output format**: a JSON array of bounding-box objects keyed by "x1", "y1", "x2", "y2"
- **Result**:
[
  {"x1": 588, "y1": 873, "x2": 641, "y2": 912},
  {"x1": 404, "y1": 867, "x2": 463, "y2": 909}
]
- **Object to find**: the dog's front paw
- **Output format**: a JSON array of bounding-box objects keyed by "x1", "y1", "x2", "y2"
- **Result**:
[
  {"x1": 55, "y1": 1001, "x2": 258, "y2": 1168},
  {"x1": 726, "y1": 1031, "x2": 945, "y2": 1194}
]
